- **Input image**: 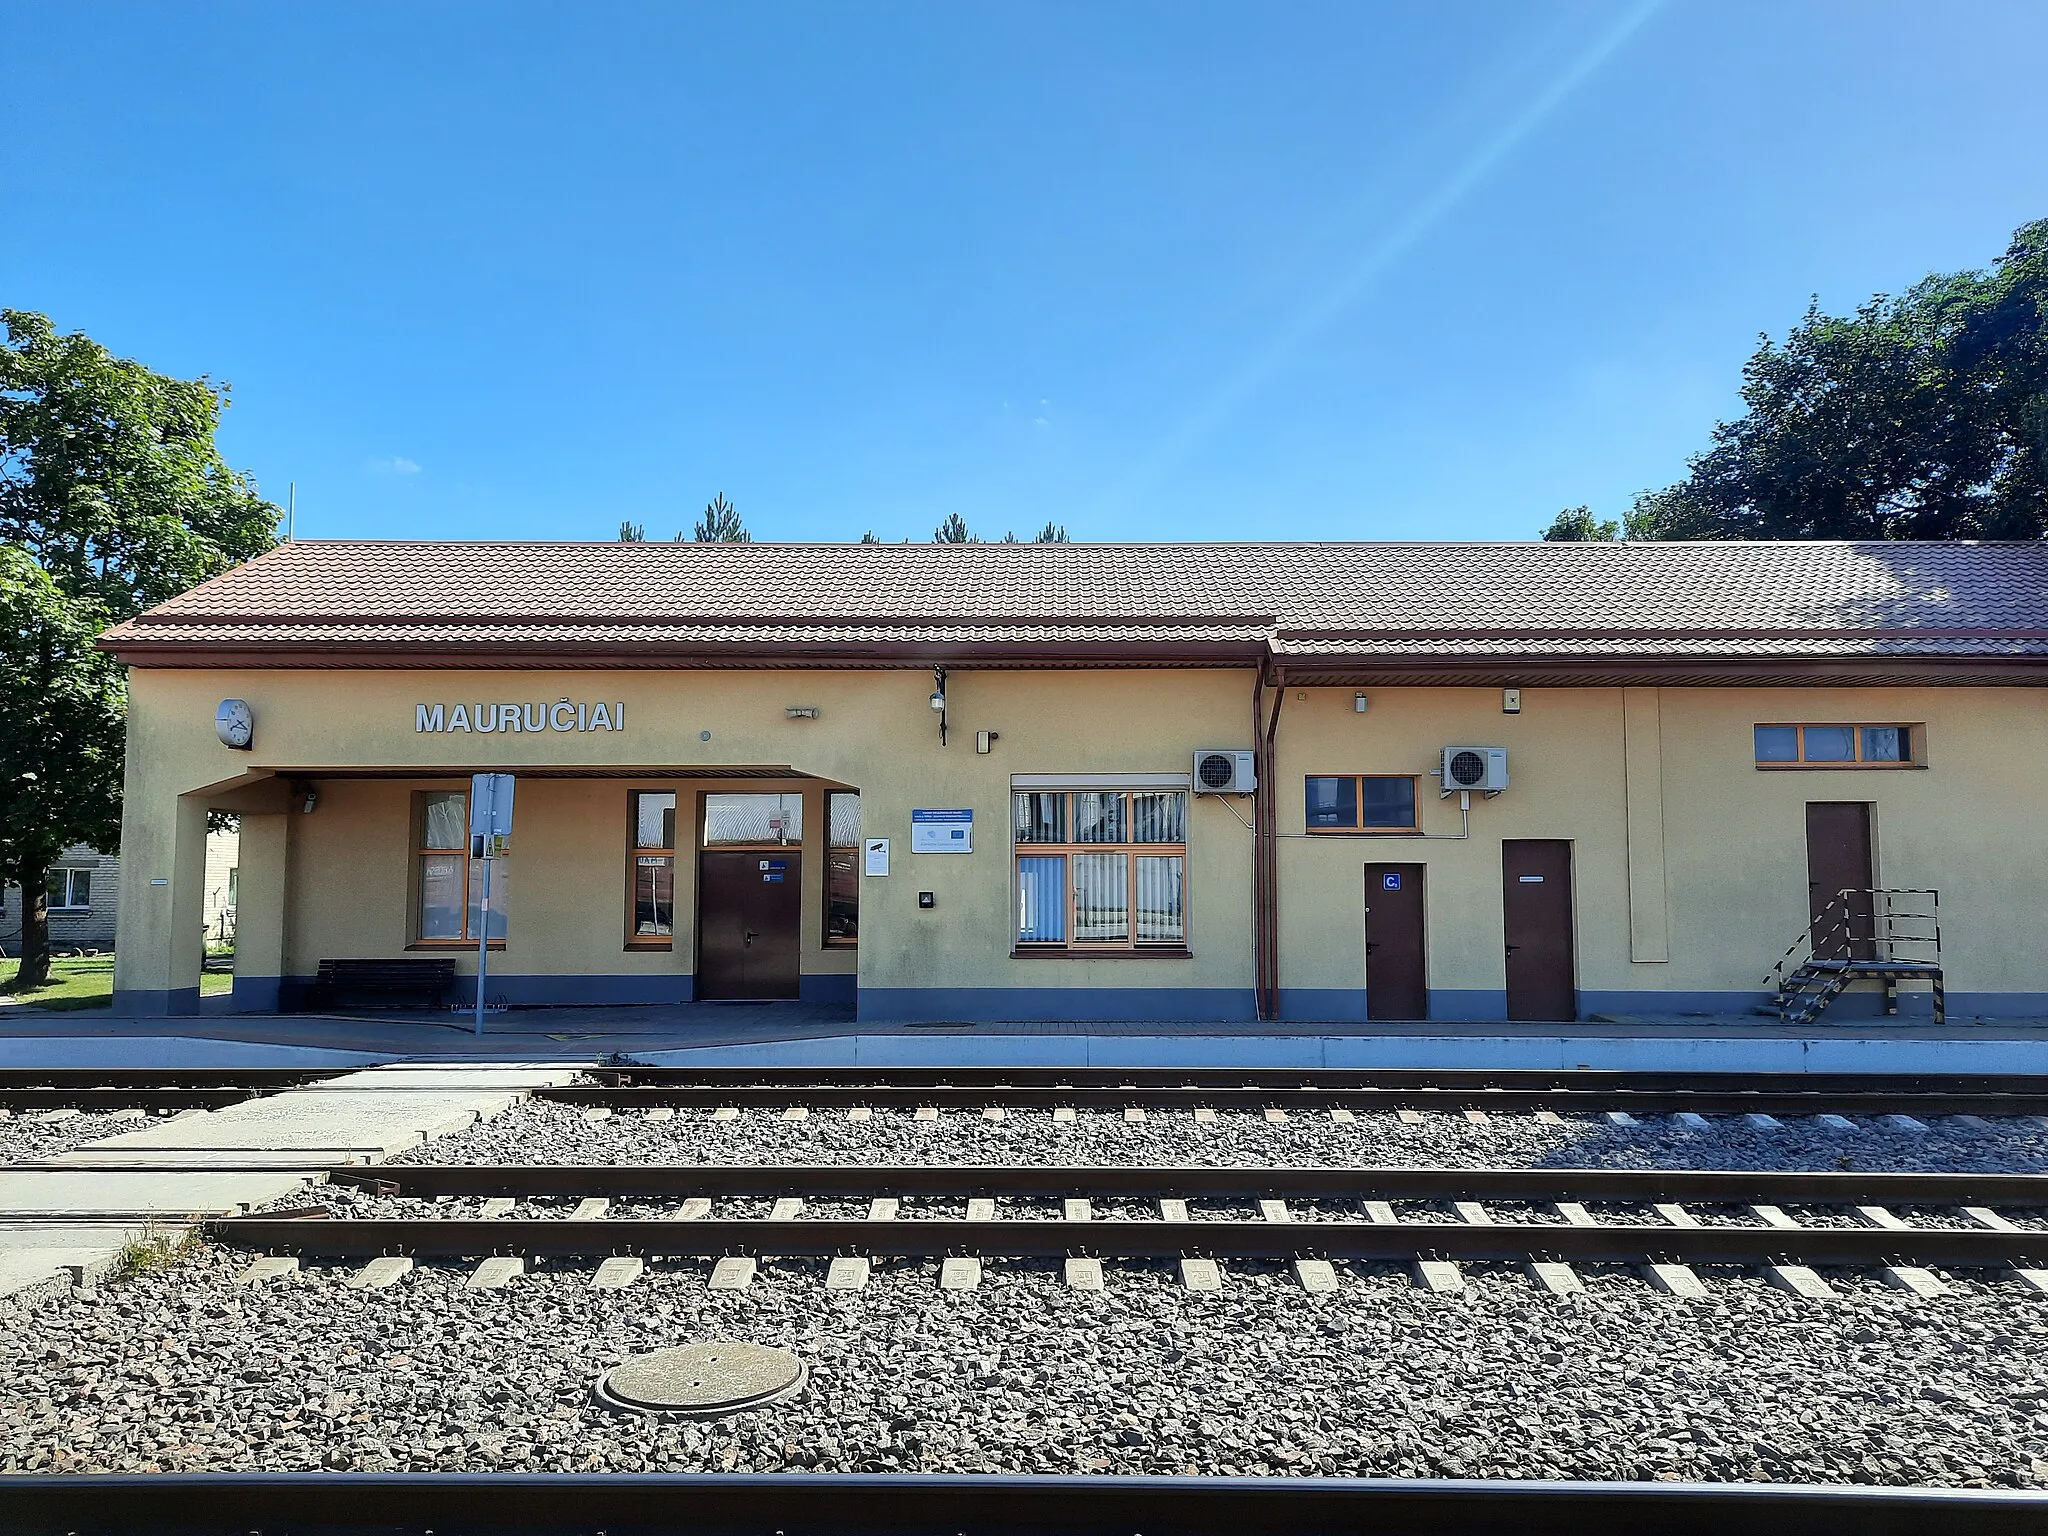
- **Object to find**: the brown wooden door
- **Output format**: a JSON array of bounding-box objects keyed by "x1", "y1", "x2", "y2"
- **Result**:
[
  {"x1": 1805, "y1": 803, "x2": 1875, "y2": 960},
  {"x1": 1502, "y1": 840, "x2": 1576, "y2": 1021},
  {"x1": 696, "y1": 850, "x2": 803, "y2": 1000},
  {"x1": 1362, "y1": 864, "x2": 1428, "y2": 1021}
]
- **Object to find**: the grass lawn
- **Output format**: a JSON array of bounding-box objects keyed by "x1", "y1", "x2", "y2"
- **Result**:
[{"x1": 0, "y1": 955, "x2": 235, "y2": 1010}]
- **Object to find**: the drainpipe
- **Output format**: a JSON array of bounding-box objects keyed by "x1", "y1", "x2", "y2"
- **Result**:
[
  {"x1": 1251, "y1": 659, "x2": 1286, "y2": 1020},
  {"x1": 1262, "y1": 666, "x2": 1286, "y2": 1020}
]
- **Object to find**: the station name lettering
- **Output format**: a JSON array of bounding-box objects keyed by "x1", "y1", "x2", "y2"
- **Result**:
[{"x1": 414, "y1": 700, "x2": 626, "y2": 734}]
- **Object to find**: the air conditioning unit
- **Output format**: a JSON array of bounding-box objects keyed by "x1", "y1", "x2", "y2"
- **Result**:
[
  {"x1": 1193, "y1": 749, "x2": 1257, "y2": 794},
  {"x1": 1440, "y1": 745, "x2": 1509, "y2": 793}
]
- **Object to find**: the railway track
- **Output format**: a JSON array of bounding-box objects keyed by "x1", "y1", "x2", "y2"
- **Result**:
[
  {"x1": 549, "y1": 1065, "x2": 2048, "y2": 1119},
  {"x1": 0, "y1": 1068, "x2": 341, "y2": 1114},
  {"x1": 211, "y1": 1163, "x2": 2048, "y2": 1298},
  {"x1": 6, "y1": 1471, "x2": 2048, "y2": 1535}
]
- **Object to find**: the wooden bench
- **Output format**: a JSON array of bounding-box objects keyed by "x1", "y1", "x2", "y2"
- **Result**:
[{"x1": 311, "y1": 957, "x2": 457, "y2": 1011}]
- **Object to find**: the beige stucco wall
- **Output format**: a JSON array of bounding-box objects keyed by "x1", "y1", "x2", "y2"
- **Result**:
[
  {"x1": 111, "y1": 663, "x2": 2045, "y2": 1013},
  {"x1": 1271, "y1": 682, "x2": 2044, "y2": 1008},
  {"x1": 112, "y1": 665, "x2": 1256, "y2": 1003}
]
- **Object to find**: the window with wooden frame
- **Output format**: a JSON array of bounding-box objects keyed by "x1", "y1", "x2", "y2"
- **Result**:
[
  {"x1": 1013, "y1": 789, "x2": 1188, "y2": 952},
  {"x1": 414, "y1": 789, "x2": 508, "y2": 944},
  {"x1": 627, "y1": 790, "x2": 677, "y2": 949},
  {"x1": 826, "y1": 790, "x2": 860, "y2": 947},
  {"x1": 1753, "y1": 724, "x2": 1922, "y2": 769},
  {"x1": 1304, "y1": 775, "x2": 1421, "y2": 832}
]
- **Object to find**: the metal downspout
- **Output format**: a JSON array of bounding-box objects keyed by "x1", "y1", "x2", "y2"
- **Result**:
[
  {"x1": 1252, "y1": 660, "x2": 1285, "y2": 1020},
  {"x1": 1250, "y1": 661, "x2": 1269, "y2": 1019}
]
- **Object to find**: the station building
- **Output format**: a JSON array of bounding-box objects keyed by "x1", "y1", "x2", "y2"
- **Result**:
[{"x1": 99, "y1": 539, "x2": 2048, "y2": 1024}]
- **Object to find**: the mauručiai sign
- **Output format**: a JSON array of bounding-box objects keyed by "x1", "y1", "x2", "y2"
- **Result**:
[{"x1": 415, "y1": 700, "x2": 627, "y2": 734}]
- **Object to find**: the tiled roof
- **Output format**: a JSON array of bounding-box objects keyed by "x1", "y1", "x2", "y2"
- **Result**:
[{"x1": 103, "y1": 538, "x2": 2048, "y2": 674}]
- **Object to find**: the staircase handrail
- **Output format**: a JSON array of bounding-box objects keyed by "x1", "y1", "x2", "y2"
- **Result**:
[{"x1": 1766, "y1": 886, "x2": 1942, "y2": 991}]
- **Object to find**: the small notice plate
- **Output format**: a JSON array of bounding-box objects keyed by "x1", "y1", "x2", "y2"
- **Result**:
[
  {"x1": 911, "y1": 809, "x2": 973, "y2": 854},
  {"x1": 864, "y1": 839, "x2": 890, "y2": 877}
]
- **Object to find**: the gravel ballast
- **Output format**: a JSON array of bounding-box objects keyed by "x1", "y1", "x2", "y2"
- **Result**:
[
  {"x1": 0, "y1": 1108, "x2": 157, "y2": 1167},
  {"x1": 5, "y1": 1086, "x2": 2045, "y2": 1486},
  {"x1": 3, "y1": 1249, "x2": 2045, "y2": 1484},
  {"x1": 394, "y1": 1098, "x2": 2048, "y2": 1175}
]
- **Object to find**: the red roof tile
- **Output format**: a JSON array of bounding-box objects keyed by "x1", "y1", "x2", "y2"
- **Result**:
[{"x1": 102, "y1": 538, "x2": 2048, "y2": 674}]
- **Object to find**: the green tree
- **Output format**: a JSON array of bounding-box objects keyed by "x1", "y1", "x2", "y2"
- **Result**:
[
  {"x1": 1033, "y1": 521, "x2": 1070, "y2": 543},
  {"x1": 1632, "y1": 218, "x2": 2048, "y2": 540},
  {"x1": 933, "y1": 513, "x2": 972, "y2": 543},
  {"x1": 1540, "y1": 506, "x2": 1620, "y2": 542},
  {"x1": 693, "y1": 492, "x2": 748, "y2": 543},
  {"x1": 859, "y1": 530, "x2": 881, "y2": 544},
  {"x1": 0, "y1": 310, "x2": 277, "y2": 988},
  {"x1": 617, "y1": 520, "x2": 645, "y2": 542}
]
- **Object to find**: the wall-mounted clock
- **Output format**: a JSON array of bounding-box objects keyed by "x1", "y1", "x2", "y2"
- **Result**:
[{"x1": 215, "y1": 698, "x2": 254, "y2": 750}]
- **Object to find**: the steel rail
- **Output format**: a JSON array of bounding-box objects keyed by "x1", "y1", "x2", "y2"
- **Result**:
[
  {"x1": 206, "y1": 1214, "x2": 2048, "y2": 1266},
  {"x1": 329, "y1": 1162, "x2": 2048, "y2": 1205},
  {"x1": 0, "y1": 1068, "x2": 339, "y2": 1089},
  {"x1": 593, "y1": 1064, "x2": 2048, "y2": 1094},
  {"x1": 0, "y1": 1086, "x2": 266, "y2": 1112},
  {"x1": 7, "y1": 1472, "x2": 2048, "y2": 1536},
  {"x1": 542, "y1": 1082, "x2": 2048, "y2": 1115}
]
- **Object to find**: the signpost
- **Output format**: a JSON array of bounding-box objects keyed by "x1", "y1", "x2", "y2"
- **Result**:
[{"x1": 469, "y1": 773, "x2": 515, "y2": 1036}]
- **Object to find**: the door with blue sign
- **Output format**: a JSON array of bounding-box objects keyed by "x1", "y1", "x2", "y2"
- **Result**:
[
  {"x1": 1362, "y1": 864, "x2": 1428, "y2": 1021},
  {"x1": 696, "y1": 850, "x2": 802, "y2": 1000}
]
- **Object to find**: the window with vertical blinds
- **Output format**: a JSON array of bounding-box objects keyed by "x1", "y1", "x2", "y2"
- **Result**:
[{"x1": 1013, "y1": 789, "x2": 1188, "y2": 951}]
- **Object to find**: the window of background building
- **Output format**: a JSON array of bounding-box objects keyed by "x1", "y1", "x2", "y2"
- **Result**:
[
  {"x1": 628, "y1": 790, "x2": 677, "y2": 948},
  {"x1": 1304, "y1": 775, "x2": 1420, "y2": 832},
  {"x1": 1754, "y1": 724, "x2": 1919, "y2": 767},
  {"x1": 415, "y1": 789, "x2": 508, "y2": 943},
  {"x1": 827, "y1": 790, "x2": 860, "y2": 945},
  {"x1": 702, "y1": 793, "x2": 804, "y2": 846},
  {"x1": 1013, "y1": 789, "x2": 1187, "y2": 951},
  {"x1": 45, "y1": 868, "x2": 92, "y2": 911}
]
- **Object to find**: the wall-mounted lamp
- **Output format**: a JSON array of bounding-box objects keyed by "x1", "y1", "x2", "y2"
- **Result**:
[
  {"x1": 976, "y1": 729, "x2": 999, "y2": 754},
  {"x1": 929, "y1": 666, "x2": 949, "y2": 747},
  {"x1": 1502, "y1": 688, "x2": 1523, "y2": 715},
  {"x1": 1354, "y1": 693, "x2": 1369, "y2": 713},
  {"x1": 298, "y1": 784, "x2": 320, "y2": 815}
]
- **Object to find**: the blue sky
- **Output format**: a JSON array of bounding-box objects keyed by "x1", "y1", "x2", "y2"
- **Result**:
[{"x1": 5, "y1": 1, "x2": 2046, "y2": 544}]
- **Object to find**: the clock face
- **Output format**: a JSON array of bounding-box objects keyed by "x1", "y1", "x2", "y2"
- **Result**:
[{"x1": 215, "y1": 698, "x2": 254, "y2": 750}]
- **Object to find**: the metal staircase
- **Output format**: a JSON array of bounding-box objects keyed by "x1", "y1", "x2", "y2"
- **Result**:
[{"x1": 1769, "y1": 888, "x2": 1943, "y2": 1027}]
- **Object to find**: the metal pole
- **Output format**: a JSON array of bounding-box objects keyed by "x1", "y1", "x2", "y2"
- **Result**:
[{"x1": 474, "y1": 853, "x2": 491, "y2": 1036}]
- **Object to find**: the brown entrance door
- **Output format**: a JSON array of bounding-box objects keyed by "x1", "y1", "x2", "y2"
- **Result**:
[
  {"x1": 1362, "y1": 864, "x2": 1428, "y2": 1021},
  {"x1": 1502, "y1": 840, "x2": 1576, "y2": 1021},
  {"x1": 696, "y1": 850, "x2": 803, "y2": 1000},
  {"x1": 1805, "y1": 803, "x2": 1876, "y2": 960}
]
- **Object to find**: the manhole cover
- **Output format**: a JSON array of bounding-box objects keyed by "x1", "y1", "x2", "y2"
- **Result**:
[{"x1": 595, "y1": 1341, "x2": 806, "y2": 1419}]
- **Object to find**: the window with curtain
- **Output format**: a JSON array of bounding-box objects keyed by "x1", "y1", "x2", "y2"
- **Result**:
[
  {"x1": 45, "y1": 868, "x2": 93, "y2": 911},
  {"x1": 416, "y1": 789, "x2": 508, "y2": 943},
  {"x1": 1013, "y1": 789, "x2": 1187, "y2": 951},
  {"x1": 627, "y1": 790, "x2": 676, "y2": 947},
  {"x1": 702, "y1": 792, "x2": 804, "y2": 846},
  {"x1": 826, "y1": 790, "x2": 860, "y2": 945}
]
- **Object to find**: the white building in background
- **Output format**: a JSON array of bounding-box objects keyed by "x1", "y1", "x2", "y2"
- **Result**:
[{"x1": 0, "y1": 829, "x2": 238, "y2": 959}]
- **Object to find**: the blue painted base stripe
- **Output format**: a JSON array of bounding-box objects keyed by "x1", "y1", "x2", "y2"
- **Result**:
[
  {"x1": 112, "y1": 988, "x2": 202, "y2": 1017},
  {"x1": 801, "y1": 974, "x2": 858, "y2": 1007},
  {"x1": 860, "y1": 987, "x2": 1256, "y2": 1024},
  {"x1": 230, "y1": 976, "x2": 283, "y2": 1014}
]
